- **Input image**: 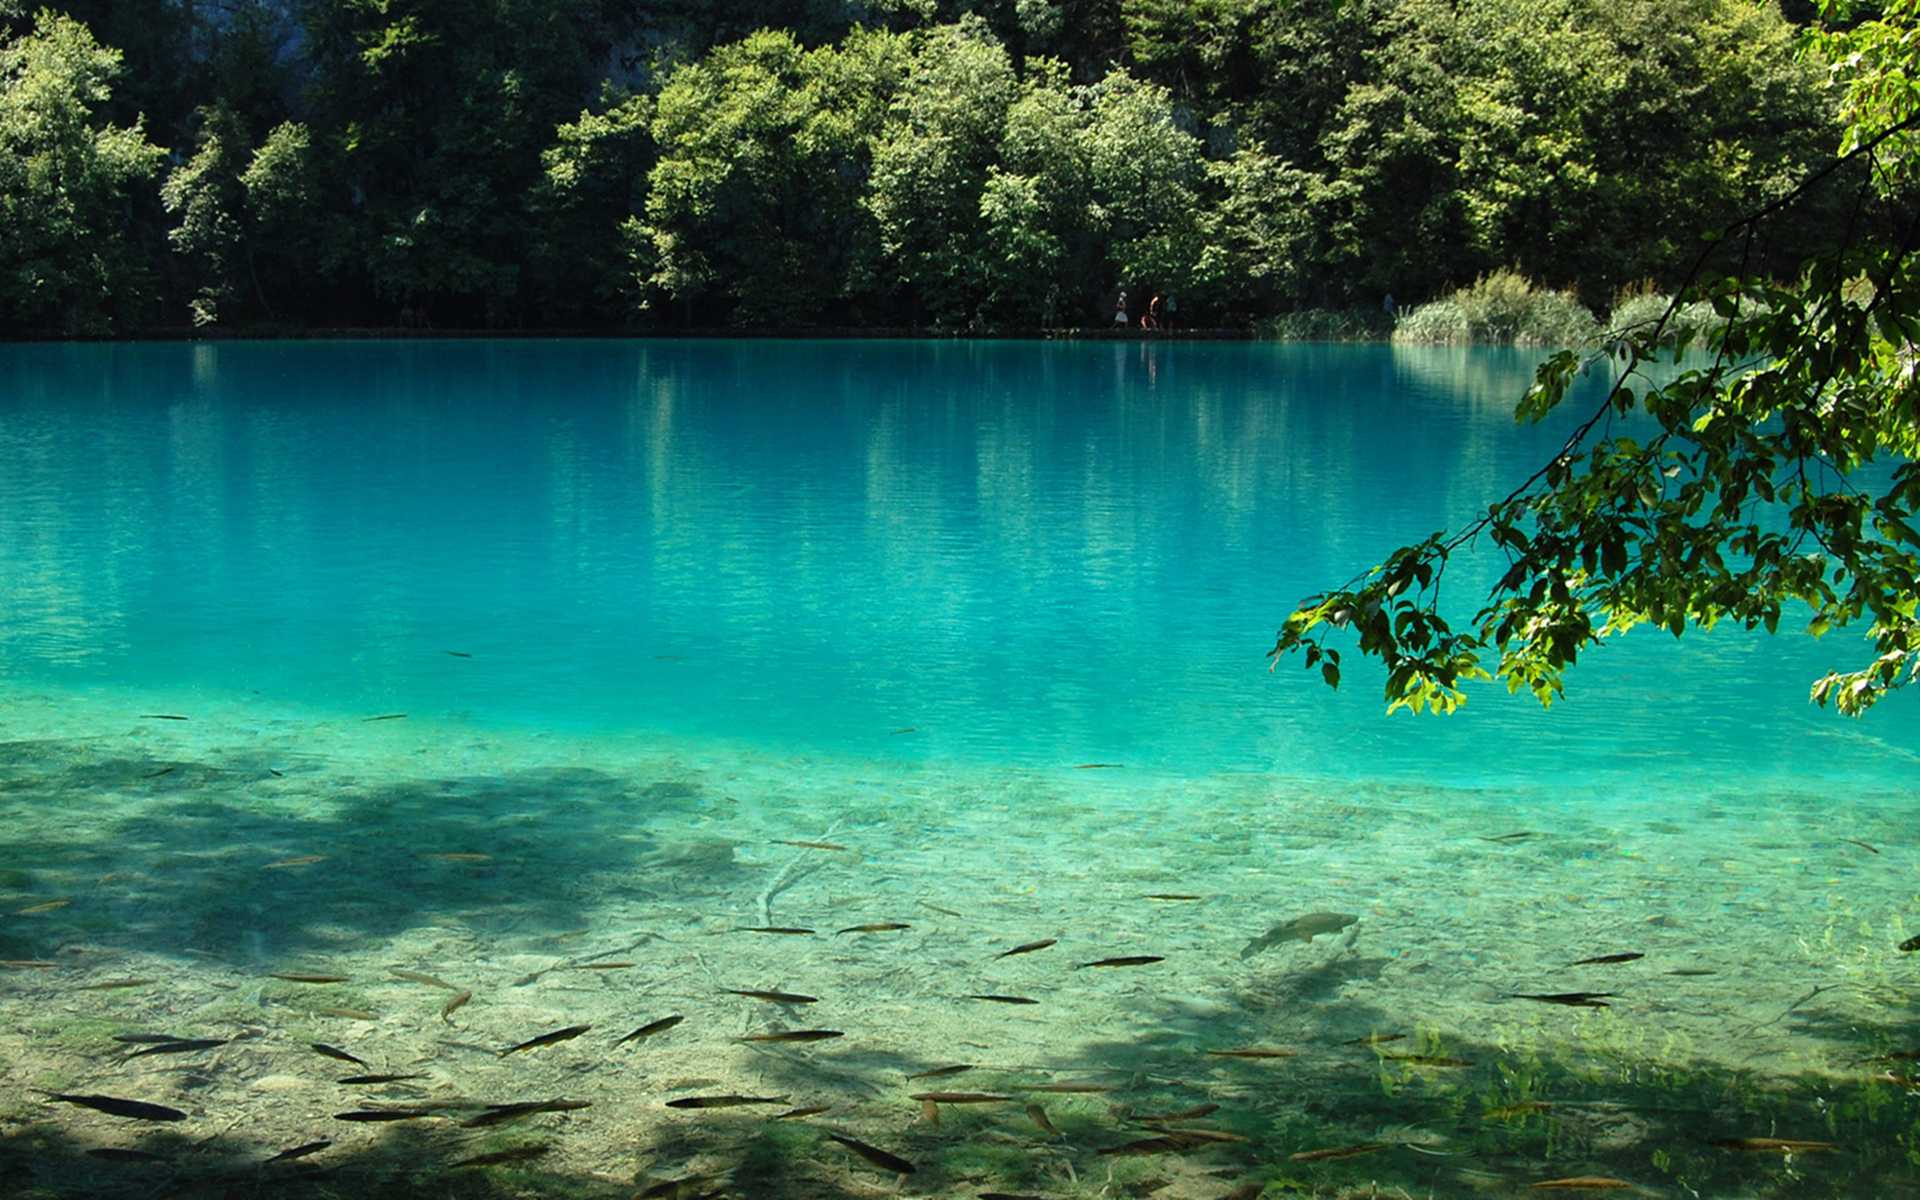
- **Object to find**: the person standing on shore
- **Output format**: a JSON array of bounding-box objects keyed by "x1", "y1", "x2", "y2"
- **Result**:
[{"x1": 1114, "y1": 289, "x2": 1129, "y2": 327}]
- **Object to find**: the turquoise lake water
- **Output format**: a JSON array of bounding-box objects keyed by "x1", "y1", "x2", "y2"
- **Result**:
[{"x1": 1, "y1": 338, "x2": 1916, "y2": 1199}]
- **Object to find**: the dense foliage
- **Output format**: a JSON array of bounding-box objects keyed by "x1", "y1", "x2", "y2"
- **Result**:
[
  {"x1": 0, "y1": 1, "x2": 1849, "y2": 333},
  {"x1": 1272, "y1": 0, "x2": 1920, "y2": 718}
]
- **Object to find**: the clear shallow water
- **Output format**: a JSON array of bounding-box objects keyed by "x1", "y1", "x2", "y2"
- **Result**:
[
  {"x1": 1, "y1": 338, "x2": 1917, "y2": 1199},
  {"x1": 1, "y1": 338, "x2": 1913, "y2": 793}
]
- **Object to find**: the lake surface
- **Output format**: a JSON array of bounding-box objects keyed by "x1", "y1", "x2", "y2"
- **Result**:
[{"x1": 0, "y1": 338, "x2": 1914, "y2": 1199}]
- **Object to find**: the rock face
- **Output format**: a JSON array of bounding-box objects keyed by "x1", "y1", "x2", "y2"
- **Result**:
[{"x1": 1238, "y1": 912, "x2": 1359, "y2": 960}]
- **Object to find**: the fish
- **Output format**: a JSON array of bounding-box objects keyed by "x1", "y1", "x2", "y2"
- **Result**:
[
  {"x1": 968, "y1": 994, "x2": 1040, "y2": 1004},
  {"x1": 723, "y1": 989, "x2": 817, "y2": 1004},
  {"x1": 263, "y1": 855, "x2": 326, "y2": 869},
  {"x1": 617, "y1": 1015, "x2": 685, "y2": 1045},
  {"x1": 334, "y1": 1109, "x2": 435, "y2": 1122},
  {"x1": 1, "y1": 960, "x2": 59, "y2": 969},
  {"x1": 1143, "y1": 894, "x2": 1203, "y2": 901},
  {"x1": 1479, "y1": 831, "x2": 1542, "y2": 842},
  {"x1": 737, "y1": 1030, "x2": 844, "y2": 1043},
  {"x1": 42, "y1": 1093, "x2": 188, "y2": 1122},
  {"x1": 918, "y1": 900, "x2": 963, "y2": 917},
  {"x1": 1074, "y1": 763, "x2": 1124, "y2": 769},
  {"x1": 76, "y1": 979, "x2": 156, "y2": 991},
  {"x1": 140, "y1": 767, "x2": 176, "y2": 779},
  {"x1": 1021, "y1": 1082, "x2": 1113, "y2": 1093},
  {"x1": 267, "y1": 768, "x2": 285, "y2": 778},
  {"x1": 444, "y1": 650, "x2": 473, "y2": 658},
  {"x1": 389, "y1": 968, "x2": 461, "y2": 990},
  {"x1": 835, "y1": 923, "x2": 910, "y2": 934},
  {"x1": 773, "y1": 840, "x2": 849, "y2": 851},
  {"x1": 14, "y1": 899, "x2": 71, "y2": 915},
  {"x1": 270, "y1": 973, "x2": 350, "y2": 983},
  {"x1": 339, "y1": 1074, "x2": 426, "y2": 1085},
  {"x1": 454, "y1": 1145, "x2": 551, "y2": 1168},
  {"x1": 1843, "y1": 839, "x2": 1880, "y2": 854},
  {"x1": 734, "y1": 926, "x2": 815, "y2": 935},
  {"x1": 1568, "y1": 953, "x2": 1643, "y2": 966},
  {"x1": 113, "y1": 1033, "x2": 191, "y2": 1044},
  {"x1": 264, "y1": 1141, "x2": 332, "y2": 1164},
  {"x1": 499, "y1": 1025, "x2": 591, "y2": 1056},
  {"x1": 1708, "y1": 1137, "x2": 1836, "y2": 1152},
  {"x1": 920, "y1": 1097, "x2": 939, "y2": 1127},
  {"x1": 310, "y1": 1043, "x2": 368, "y2": 1067},
  {"x1": 774, "y1": 1105, "x2": 832, "y2": 1120},
  {"x1": 1098, "y1": 1136, "x2": 1193, "y2": 1156},
  {"x1": 1665, "y1": 968, "x2": 1716, "y2": 976},
  {"x1": 320, "y1": 1007, "x2": 378, "y2": 1020},
  {"x1": 1342, "y1": 1033, "x2": 1405, "y2": 1046},
  {"x1": 908, "y1": 1092, "x2": 1012, "y2": 1104},
  {"x1": 86, "y1": 1148, "x2": 170, "y2": 1163},
  {"x1": 139, "y1": 714, "x2": 189, "y2": 720},
  {"x1": 1901, "y1": 935, "x2": 1920, "y2": 953},
  {"x1": 1076, "y1": 955, "x2": 1165, "y2": 969},
  {"x1": 826, "y1": 1132, "x2": 916, "y2": 1174},
  {"x1": 462, "y1": 1099, "x2": 591, "y2": 1127},
  {"x1": 1239, "y1": 912, "x2": 1358, "y2": 959},
  {"x1": 1026, "y1": 1103, "x2": 1059, "y2": 1136},
  {"x1": 907, "y1": 1064, "x2": 973, "y2": 1079},
  {"x1": 440, "y1": 990, "x2": 473, "y2": 1022},
  {"x1": 421, "y1": 852, "x2": 492, "y2": 863},
  {"x1": 1142, "y1": 1127, "x2": 1246, "y2": 1144},
  {"x1": 1383, "y1": 1053, "x2": 1474, "y2": 1067},
  {"x1": 1205, "y1": 1047, "x2": 1295, "y2": 1059},
  {"x1": 995, "y1": 939, "x2": 1057, "y2": 959},
  {"x1": 1528, "y1": 1179, "x2": 1636, "y2": 1191},
  {"x1": 362, "y1": 713, "x2": 407, "y2": 722},
  {"x1": 1290, "y1": 1142, "x2": 1390, "y2": 1162},
  {"x1": 1133, "y1": 1103, "x2": 1219, "y2": 1122},
  {"x1": 664, "y1": 1095, "x2": 789, "y2": 1109},
  {"x1": 1508, "y1": 992, "x2": 1615, "y2": 1008},
  {"x1": 125, "y1": 1038, "x2": 227, "y2": 1058},
  {"x1": 889, "y1": 726, "x2": 917, "y2": 734},
  {"x1": 570, "y1": 961, "x2": 635, "y2": 970}
]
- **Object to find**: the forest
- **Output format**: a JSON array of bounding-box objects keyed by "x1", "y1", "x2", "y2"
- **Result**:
[{"x1": 0, "y1": 0, "x2": 1847, "y2": 335}]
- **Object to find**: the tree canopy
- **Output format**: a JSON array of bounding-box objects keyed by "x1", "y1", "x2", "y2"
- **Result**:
[{"x1": 1270, "y1": 0, "x2": 1920, "y2": 718}]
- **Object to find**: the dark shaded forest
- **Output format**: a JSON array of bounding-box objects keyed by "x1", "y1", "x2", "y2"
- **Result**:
[{"x1": 0, "y1": 0, "x2": 1846, "y2": 334}]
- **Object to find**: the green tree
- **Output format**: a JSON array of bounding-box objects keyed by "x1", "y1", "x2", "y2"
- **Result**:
[
  {"x1": 531, "y1": 86, "x2": 656, "y2": 325},
  {"x1": 1270, "y1": 0, "x2": 1920, "y2": 718},
  {"x1": 0, "y1": 7, "x2": 165, "y2": 333}
]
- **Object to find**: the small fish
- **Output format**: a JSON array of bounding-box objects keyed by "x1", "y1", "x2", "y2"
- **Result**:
[
  {"x1": 1098, "y1": 1136, "x2": 1191, "y2": 1156},
  {"x1": 1073, "y1": 763, "x2": 1124, "y2": 769},
  {"x1": 836, "y1": 923, "x2": 910, "y2": 934},
  {"x1": 76, "y1": 979, "x2": 155, "y2": 991},
  {"x1": 319, "y1": 1007, "x2": 378, "y2": 1020},
  {"x1": 570, "y1": 961, "x2": 635, "y2": 970},
  {"x1": 995, "y1": 939, "x2": 1057, "y2": 959},
  {"x1": 772, "y1": 840, "x2": 849, "y2": 851},
  {"x1": 1022, "y1": 1082, "x2": 1113, "y2": 1093},
  {"x1": 738, "y1": 1030, "x2": 844, "y2": 1043},
  {"x1": 907, "y1": 1064, "x2": 973, "y2": 1079},
  {"x1": 1665, "y1": 968, "x2": 1716, "y2": 976},
  {"x1": 125, "y1": 1038, "x2": 227, "y2": 1058},
  {"x1": 1133, "y1": 1103, "x2": 1219, "y2": 1122},
  {"x1": 421, "y1": 852, "x2": 492, "y2": 863},
  {"x1": 1239, "y1": 912, "x2": 1358, "y2": 959},
  {"x1": 920, "y1": 1097, "x2": 939, "y2": 1127},
  {"x1": 1143, "y1": 894, "x2": 1203, "y2": 901},
  {"x1": 339, "y1": 1074, "x2": 425, "y2": 1085},
  {"x1": 42, "y1": 1093, "x2": 187, "y2": 1122},
  {"x1": 139, "y1": 714, "x2": 189, "y2": 720},
  {"x1": 1, "y1": 959, "x2": 58, "y2": 969},
  {"x1": 462, "y1": 1099, "x2": 590, "y2": 1127},
  {"x1": 968, "y1": 994, "x2": 1039, "y2": 1004},
  {"x1": 1843, "y1": 838, "x2": 1880, "y2": 854},
  {"x1": 1143, "y1": 1127, "x2": 1247, "y2": 1144},
  {"x1": 440, "y1": 990, "x2": 473, "y2": 1022},
  {"x1": 444, "y1": 650, "x2": 473, "y2": 658},
  {"x1": 14, "y1": 899, "x2": 71, "y2": 915},
  {"x1": 270, "y1": 973, "x2": 349, "y2": 984},
  {"x1": 113, "y1": 1033, "x2": 191, "y2": 1044},
  {"x1": 362, "y1": 713, "x2": 408, "y2": 722},
  {"x1": 735, "y1": 926, "x2": 815, "y2": 935},
  {"x1": 1342, "y1": 1033, "x2": 1405, "y2": 1046},
  {"x1": 908, "y1": 1092, "x2": 1011, "y2": 1104},
  {"x1": 1026, "y1": 1103, "x2": 1059, "y2": 1136},
  {"x1": 140, "y1": 767, "x2": 176, "y2": 780},
  {"x1": 86, "y1": 1148, "x2": 170, "y2": 1163},
  {"x1": 454, "y1": 1145, "x2": 550, "y2": 1168},
  {"x1": 723, "y1": 989, "x2": 817, "y2": 1004},
  {"x1": 499, "y1": 1025, "x2": 591, "y2": 1056},
  {"x1": 1528, "y1": 1178, "x2": 1636, "y2": 1191},
  {"x1": 1077, "y1": 955, "x2": 1164, "y2": 969},
  {"x1": 774, "y1": 1105, "x2": 832, "y2": 1119},
  {"x1": 617, "y1": 1015, "x2": 685, "y2": 1045},
  {"x1": 665, "y1": 1095, "x2": 789, "y2": 1109},
  {"x1": 1290, "y1": 1142, "x2": 1390, "y2": 1162},
  {"x1": 311, "y1": 1044, "x2": 368, "y2": 1067},
  {"x1": 918, "y1": 900, "x2": 963, "y2": 917},
  {"x1": 826, "y1": 1132, "x2": 916, "y2": 1174},
  {"x1": 265, "y1": 1140, "x2": 332, "y2": 1164},
  {"x1": 1569, "y1": 953, "x2": 1643, "y2": 966},
  {"x1": 389, "y1": 968, "x2": 460, "y2": 990},
  {"x1": 1205, "y1": 1047, "x2": 1295, "y2": 1059},
  {"x1": 1479, "y1": 831, "x2": 1542, "y2": 842},
  {"x1": 334, "y1": 1109, "x2": 434, "y2": 1122},
  {"x1": 1384, "y1": 1053, "x2": 1475, "y2": 1067},
  {"x1": 1709, "y1": 1137, "x2": 1836, "y2": 1152},
  {"x1": 267, "y1": 768, "x2": 285, "y2": 778},
  {"x1": 1508, "y1": 992, "x2": 1615, "y2": 1008},
  {"x1": 1901, "y1": 935, "x2": 1920, "y2": 953},
  {"x1": 263, "y1": 855, "x2": 326, "y2": 869},
  {"x1": 889, "y1": 726, "x2": 917, "y2": 735}
]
